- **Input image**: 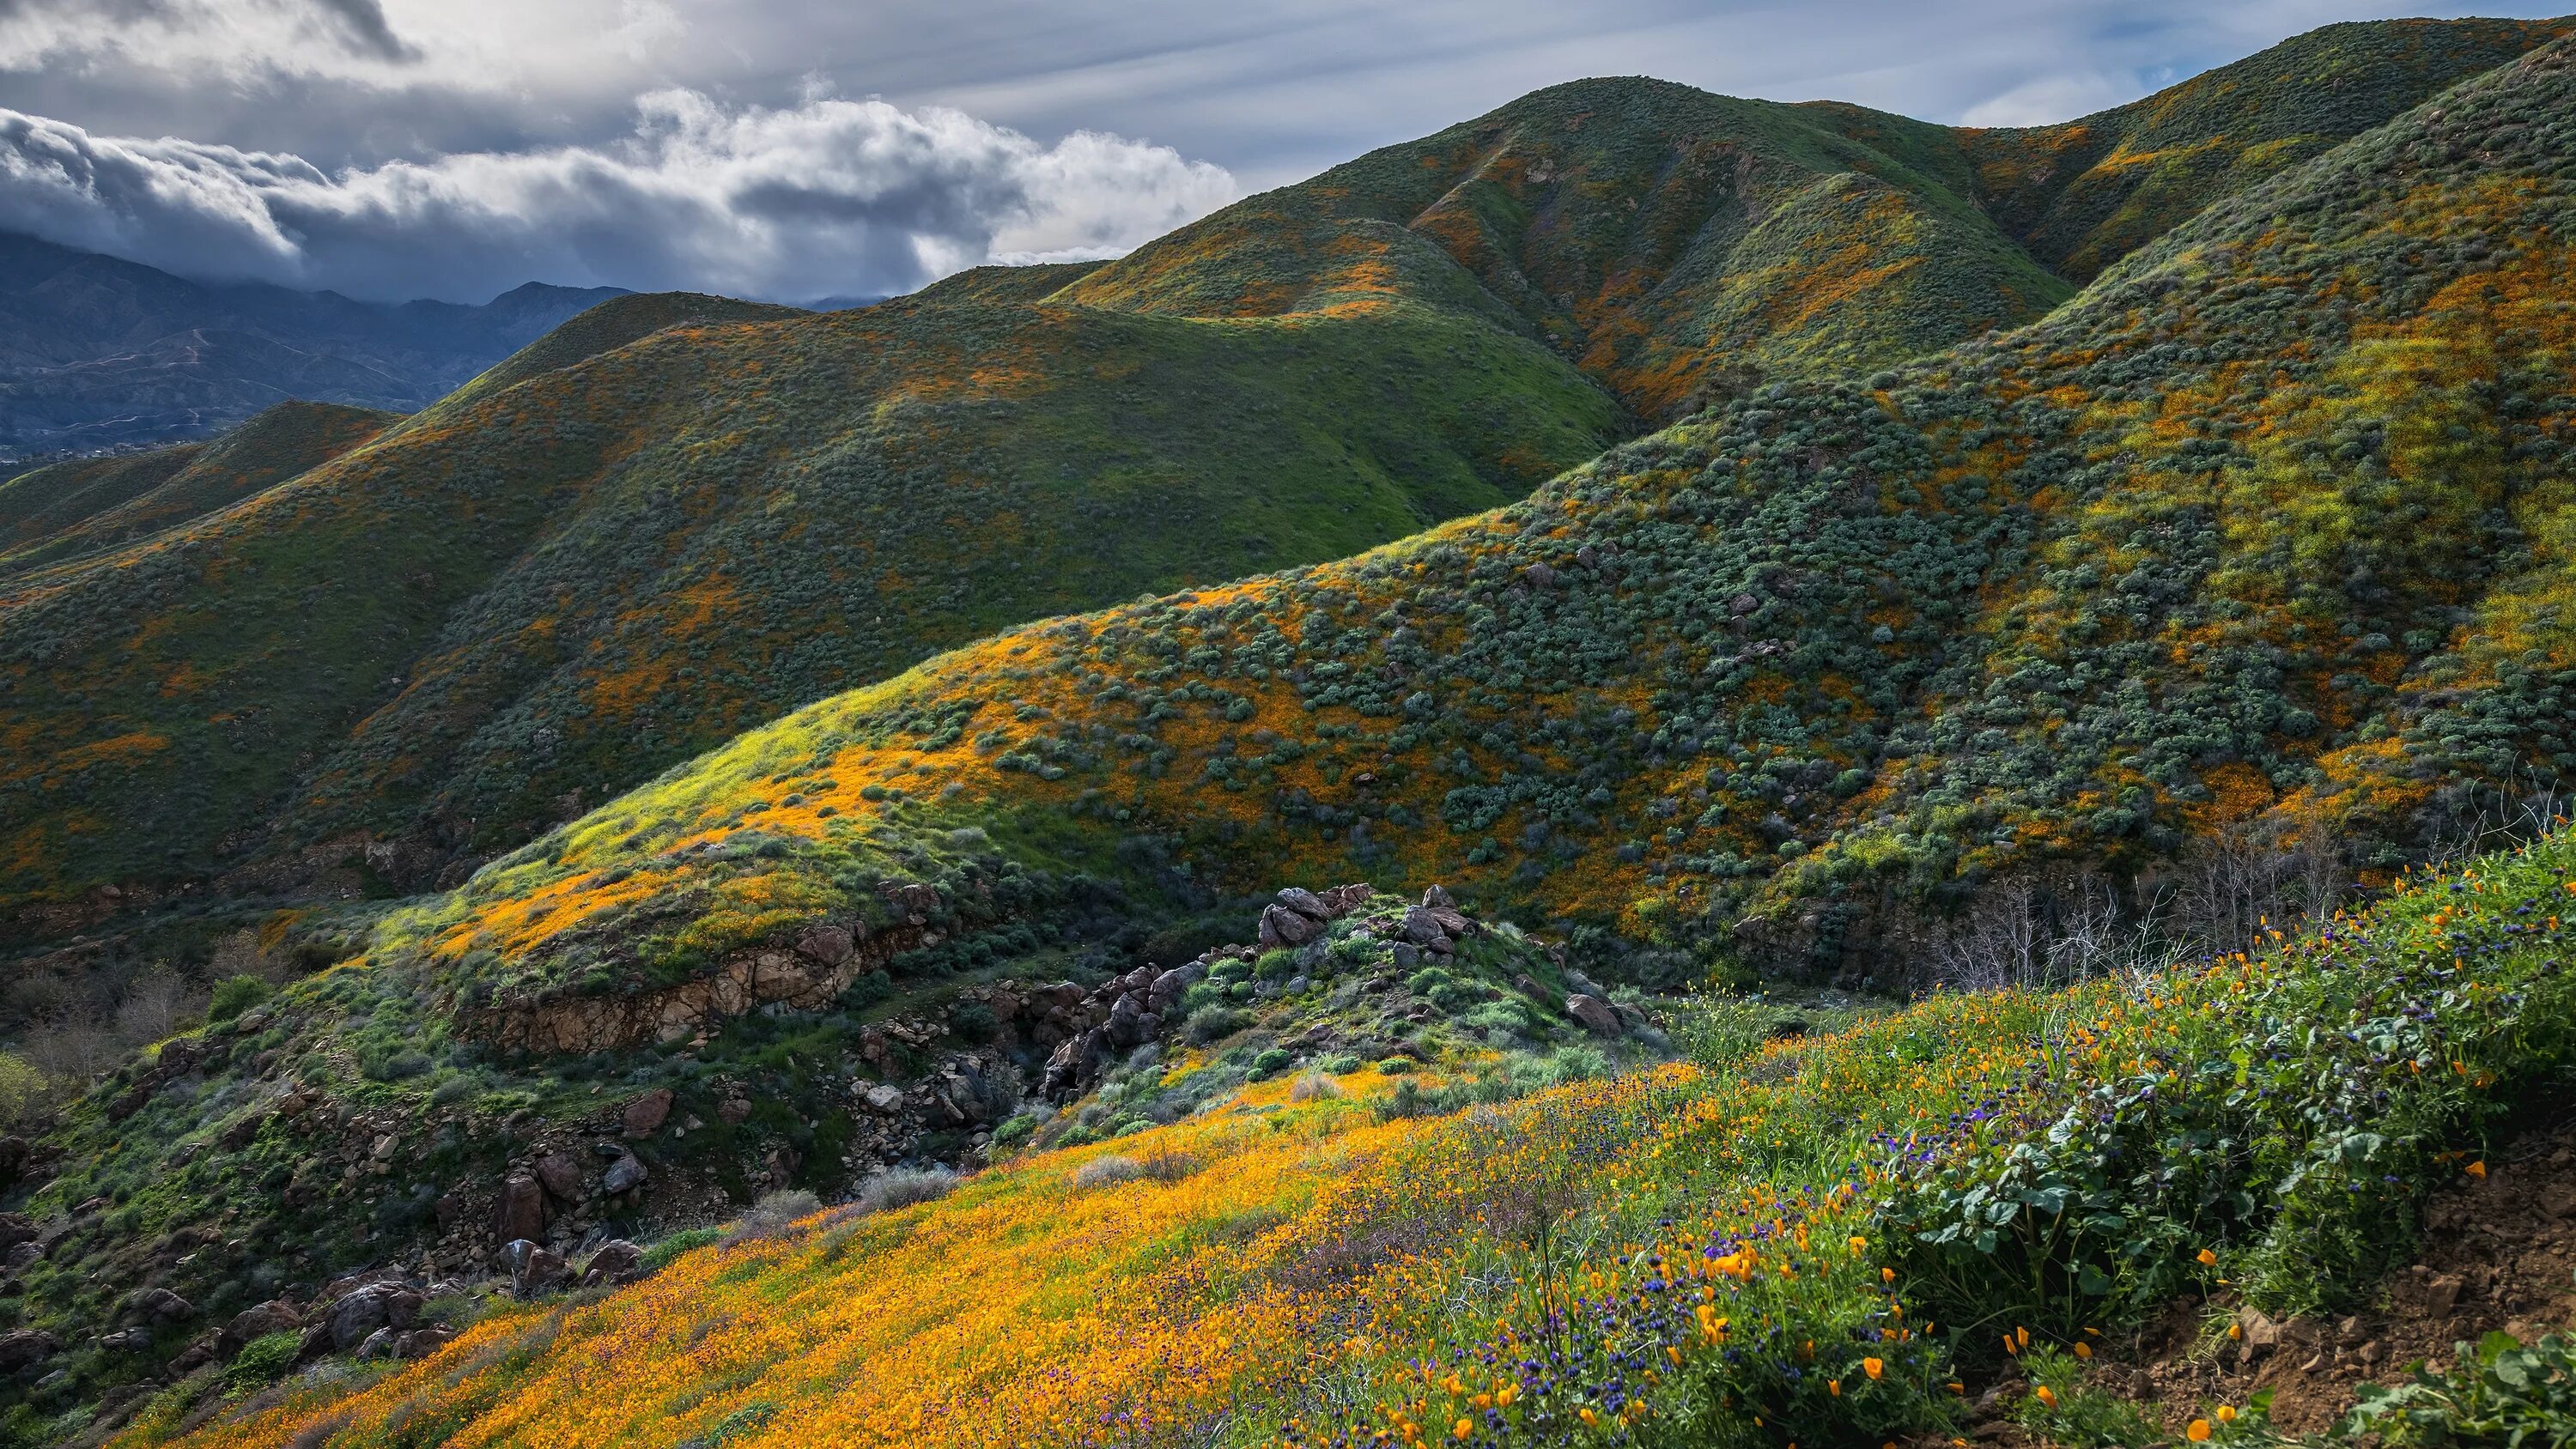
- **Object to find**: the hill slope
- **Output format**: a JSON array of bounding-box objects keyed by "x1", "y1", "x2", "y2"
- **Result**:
[
  {"x1": 2, "y1": 17, "x2": 2560, "y2": 943},
  {"x1": 0, "y1": 232, "x2": 626, "y2": 456},
  {"x1": 1054, "y1": 16, "x2": 2570, "y2": 421},
  {"x1": 0, "y1": 402, "x2": 398, "y2": 580},
  {"x1": 0, "y1": 285, "x2": 1623, "y2": 931},
  {"x1": 387, "y1": 31, "x2": 2576, "y2": 1006}
]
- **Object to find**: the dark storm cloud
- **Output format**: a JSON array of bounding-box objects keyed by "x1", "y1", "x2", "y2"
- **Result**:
[{"x1": 0, "y1": 92, "x2": 1236, "y2": 301}]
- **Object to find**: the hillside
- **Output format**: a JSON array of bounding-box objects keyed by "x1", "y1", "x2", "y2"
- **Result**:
[
  {"x1": 0, "y1": 27, "x2": 2566, "y2": 1435},
  {"x1": 1054, "y1": 15, "x2": 2569, "y2": 421},
  {"x1": 0, "y1": 282, "x2": 1624, "y2": 936},
  {"x1": 0, "y1": 403, "x2": 398, "y2": 580},
  {"x1": 375, "y1": 33, "x2": 2576, "y2": 1006},
  {"x1": 0, "y1": 233, "x2": 626, "y2": 456},
  {"x1": 3, "y1": 21, "x2": 2561, "y2": 950},
  {"x1": 94, "y1": 814, "x2": 2576, "y2": 1447}
]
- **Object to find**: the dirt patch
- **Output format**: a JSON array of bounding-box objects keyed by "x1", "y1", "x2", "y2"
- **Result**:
[{"x1": 2111, "y1": 1120, "x2": 2576, "y2": 1436}]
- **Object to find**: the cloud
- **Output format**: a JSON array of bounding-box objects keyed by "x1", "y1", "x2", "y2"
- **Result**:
[
  {"x1": 0, "y1": 0, "x2": 416, "y2": 66},
  {"x1": 0, "y1": 90, "x2": 1238, "y2": 301},
  {"x1": 1957, "y1": 70, "x2": 2138, "y2": 129}
]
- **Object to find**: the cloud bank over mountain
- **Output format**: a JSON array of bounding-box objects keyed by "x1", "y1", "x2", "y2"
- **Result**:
[{"x1": 0, "y1": 89, "x2": 1236, "y2": 302}]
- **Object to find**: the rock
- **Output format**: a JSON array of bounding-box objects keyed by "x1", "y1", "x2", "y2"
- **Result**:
[
  {"x1": 326, "y1": 1283, "x2": 422, "y2": 1350},
  {"x1": 1728, "y1": 591, "x2": 1759, "y2": 615},
  {"x1": 1276, "y1": 887, "x2": 1331, "y2": 921},
  {"x1": 1258, "y1": 904, "x2": 1322, "y2": 948},
  {"x1": 130, "y1": 1287, "x2": 194, "y2": 1324},
  {"x1": 507, "y1": 1240, "x2": 570, "y2": 1300},
  {"x1": 394, "y1": 1327, "x2": 457, "y2": 1361},
  {"x1": 0, "y1": 1214, "x2": 31, "y2": 1253},
  {"x1": 2236, "y1": 1307, "x2": 2282, "y2": 1355},
  {"x1": 534, "y1": 1151, "x2": 586, "y2": 1202},
  {"x1": 1522, "y1": 561, "x2": 1556, "y2": 588},
  {"x1": 218, "y1": 1301, "x2": 299, "y2": 1357},
  {"x1": 2425, "y1": 1272, "x2": 2465, "y2": 1317},
  {"x1": 1146, "y1": 965, "x2": 1203, "y2": 1014},
  {"x1": 1399, "y1": 907, "x2": 1449, "y2": 949},
  {"x1": 0, "y1": 1137, "x2": 26, "y2": 1190},
  {"x1": 156, "y1": 1039, "x2": 203, "y2": 1076},
  {"x1": 1316, "y1": 883, "x2": 1376, "y2": 915},
  {"x1": 580, "y1": 1240, "x2": 647, "y2": 1288},
  {"x1": 601, "y1": 1154, "x2": 648, "y2": 1195},
  {"x1": 1424, "y1": 905, "x2": 1473, "y2": 937},
  {"x1": 1565, "y1": 994, "x2": 1624, "y2": 1036},
  {"x1": 492, "y1": 1172, "x2": 549, "y2": 1244},
  {"x1": 100, "y1": 1327, "x2": 154, "y2": 1353},
  {"x1": 0, "y1": 1330, "x2": 58, "y2": 1372},
  {"x1": 795, "y1": 925, "x2": 855, "y2": 967},
  {"x1": 1420, "y1": 884, "x2": 1454, "y2": 909},
  {"x1": 861, "y1": 1083, "x2": 905, "y2": 1114},
  {"x1": 622, "y1": 1088, "x2": 675, "y2": 1137},
  {"x1": 717, "y1": 1096, "x2": 753, "y2": 1125}
]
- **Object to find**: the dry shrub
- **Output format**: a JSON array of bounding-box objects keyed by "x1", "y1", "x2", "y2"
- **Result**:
[
  {"x1": 1072, "y1": 1155, "x2": 1142, "y2": 1191},
  {"x1": 856, "y1": 1167, "x2": 956, "y2": 1212},
  {"x1": 1286, "y1": 1073, "x2": 1344, "y2": 1103}
]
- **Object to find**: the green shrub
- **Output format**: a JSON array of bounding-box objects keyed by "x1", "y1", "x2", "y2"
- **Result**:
[
  {"x1": 205, "y1": 974, "x2": 273, "y2": 1023},
  {"x1": 639, "y1": 1227, "x2": 724, "y2": 1275},
  {"x1": 2334, "y1": 1330, "x2": 2576, "y2": 1446},
  {"x1": 222, "y1": 1330, "x2": 302, "y2": 1396}
]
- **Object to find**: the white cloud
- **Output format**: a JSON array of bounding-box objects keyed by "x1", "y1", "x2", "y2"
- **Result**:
[
  {"x1": 0, "y1": 90, "x2": 1238, "y2": 301},
  {"x1": 1957, "y1": 70, "x2": 2136, "y2": 129}
]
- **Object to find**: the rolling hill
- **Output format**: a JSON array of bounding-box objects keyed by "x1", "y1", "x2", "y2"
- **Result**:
[
  {"x1": 379, "y1": 29, "x2": 2576, "y2": 1006},
  {"x1": 0, "y1": 233, "x2": 627, "y2": 457},
  {"x1": 3, "y1": 16, "x2": 2563, "y2": 951},
  {"x1": 0, "y1": 18, "x2": 2573, "y2": 1446}
]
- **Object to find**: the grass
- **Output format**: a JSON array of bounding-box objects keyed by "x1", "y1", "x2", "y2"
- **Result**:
[{"x1": 113, "y1": 823, "x2": 2576, "y2": 1449}]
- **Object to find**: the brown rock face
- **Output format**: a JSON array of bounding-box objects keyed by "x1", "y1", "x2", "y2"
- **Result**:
[
  {"x1": 622, "y1": 1088, "x2": 675, "y2": 1138},
  {"x1": 533, "y1": 1152, "x2": 586, "y2": 1202},
  {"x1": 1565, "y1": 994, "x2": 1624, "y2": 1036},
  {"x1": 491, "y1": 1173, "x2": 548, "y2": 1245}
]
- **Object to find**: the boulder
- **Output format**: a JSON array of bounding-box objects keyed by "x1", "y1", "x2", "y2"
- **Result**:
[
  {"x1": 507, "y1": 1240, "x2": 571, "y2": 1300},
  {"x1": 1424, "y1": 905, "x2": 1473, "y2": 937},
  {"x1": 0, "y1": 1214, "x2": 32, "y2": 1253},
  {"x1": 717, "y1": 1095, "x2": 753, "y2": 1125},
  {"x1": 1522, "y1": 561, "x2": 1557, "y2": 589},
  {"x1": 622, "y1": 1088, "x2": 675, "y2": 1138},
  {"x1": 0, "y1": 1329, "x2": 58, "y2": 1372},
  {"x1": 1276, "y1": 887, "x2": 1331, "y2": 922},
  {"x1": 1258, "y1": 905, "x2": 1323, "y2": 949},
  {"x1": 217, "y1": 1301, "x2": 299, "y2": 1357},
  {"x1": 1400, "y1": 907, "x2": 1450, "y2": 949},
  {"x1": 1146, "y1": 964, "x2": 1203, "y2": 1014},
  {"x1": 1421, "y1": 884, "x2": 1454, "y2": 909},
  {"x1": 579, "y1": 1240, "x2": 646, "y2": 1288},
  {"x1": 100, "y1": 1327, "x2": 153, "y2": 1353},
  {"x1": 860, "y1": 1083, "x2": 905, "y2": 1114},
  {"x1": 326, "y1": 1282, "x2": 422, "y2": 1350},
  {"x1": 492, "y1": 1172, "x2": 549, "y2": 1243},
  {"x1": 533, "y1": 1151, "x2": 586, "y2": 1202},
  {"x1": 394, "y1": 1327, "x2": 457, "y2": 1361},
  {"x1": 1565, "y1": 994, "x2": 1624, "y2": 1037},
  {"x1": 129, "y1": 1287, "x2": 193, "y2": 1325},
  {"x1": 601, "y1": 1154, "x2": 648, "y2": 1196}
]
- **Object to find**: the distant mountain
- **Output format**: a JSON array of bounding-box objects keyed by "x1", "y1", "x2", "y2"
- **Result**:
[{"x1": 0, "y1": 232, "x2": 629, "y2": 457}]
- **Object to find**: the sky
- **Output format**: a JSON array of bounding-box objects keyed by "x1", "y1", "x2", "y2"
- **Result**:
[{"x1": 1, "y1": 0, "x2": 2565, "y2": 304}]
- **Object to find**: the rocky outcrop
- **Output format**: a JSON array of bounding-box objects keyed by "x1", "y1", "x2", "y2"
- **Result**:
[{"x1": 455, "y1": 880, "x2": 952, "y2": 1053}]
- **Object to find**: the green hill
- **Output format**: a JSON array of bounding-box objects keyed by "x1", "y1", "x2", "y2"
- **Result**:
[
  {"x1": 3, "y1": 16, "x2": 2561, "y2": 943},
  {"x1": 0, "y1": 287, "x2": 1621, "y2": 932},
  {"x1": 1, "y1": 21, "x2": 2574, "y2": 1442},
  {"x1": 0, "y1": 402, "x2": 397, "y2": 580},
  {"x1": 387, "y1": 29, "x2": 2576, "y2": 1003}
]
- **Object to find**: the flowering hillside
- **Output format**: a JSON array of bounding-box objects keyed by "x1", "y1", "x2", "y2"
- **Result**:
[
  {"x1": 386, "y1": 35, "x2": 2576, "y2": 1002},
  {"x1": 124, "y1": 828, "x2": 2576, "y2": 1447}
]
